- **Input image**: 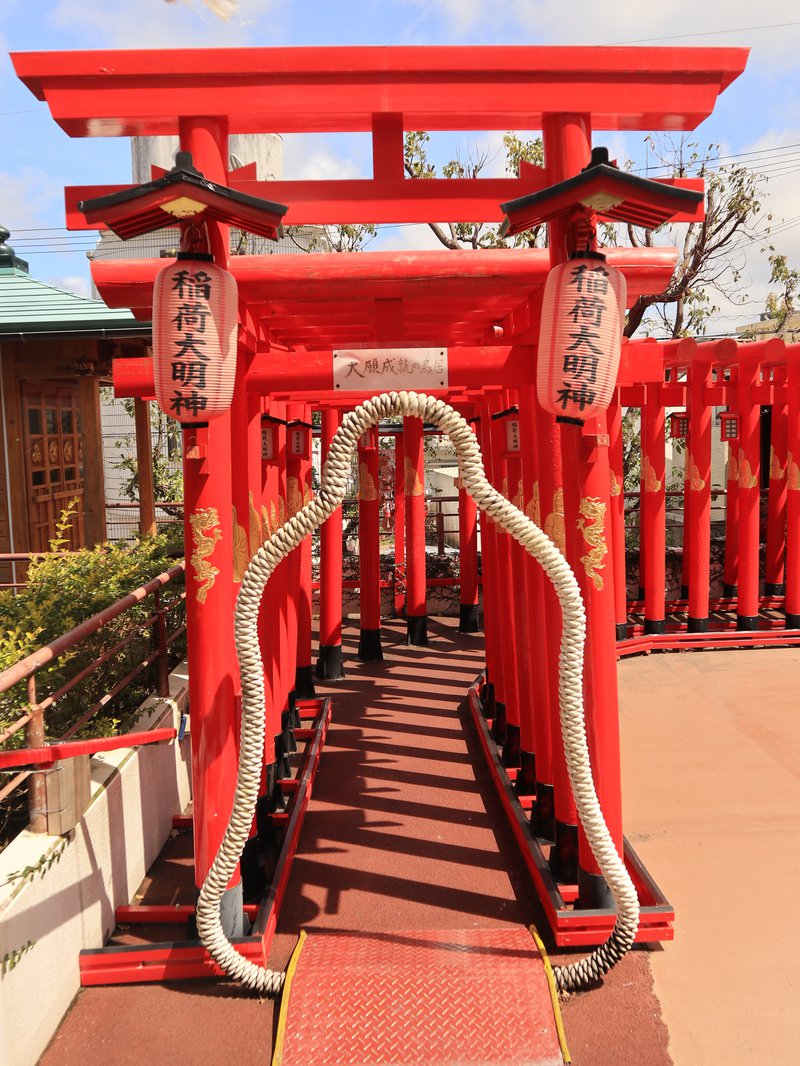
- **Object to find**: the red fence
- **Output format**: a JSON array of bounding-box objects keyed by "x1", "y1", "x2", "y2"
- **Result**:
[
  {"x1": 0, "y1": 564, "x2": 185, "y2": 834},
  {"x1": 616, "y1": 337, "x2": 799, "y2": 637}
]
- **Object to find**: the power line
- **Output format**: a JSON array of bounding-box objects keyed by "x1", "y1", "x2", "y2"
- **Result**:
[
  {"x1": 0, "y1": 107, "x2": 48, "y2": 118},
  {"x1": 611, "y1": 20, "x2": 800, "y2": 45}
]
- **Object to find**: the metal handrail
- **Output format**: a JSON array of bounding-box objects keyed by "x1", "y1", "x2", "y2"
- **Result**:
[{"x1": 0, "y1": 562, "x2": 186, "y2": 830}]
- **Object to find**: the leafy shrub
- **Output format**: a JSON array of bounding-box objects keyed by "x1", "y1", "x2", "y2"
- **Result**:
[{"x1": 0, "y1": 502, "x2": 185, "y2": 848}]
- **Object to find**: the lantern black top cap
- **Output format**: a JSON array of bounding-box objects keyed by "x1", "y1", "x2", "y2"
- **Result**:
[
  {"x1": 499, "y1": 144, "x2": 704, "y2": 237},
  {"x1": 569, "y1": 249, "x2": 606, "y2": 262},
  {"x1": 79, "y1": 152, "x2": 289, "y2": 243}
]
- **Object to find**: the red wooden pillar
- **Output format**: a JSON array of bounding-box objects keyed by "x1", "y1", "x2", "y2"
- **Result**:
[
  {"x1": 177, "y1": 115, "x2": 243, "y2": 935},
  {"x1": 641, "y1": 380, "x2": 666, "y2": 633},
  {"x1": 765, "y1": 384, "x2": 788, "y2": 596},
  {"x1": 489, "y1": 399, "x2": 522, "y2": 770},
  {"x1": 680, "y1": 443, "x2": 692, "y2": 600},
  {"x1": 535, "y1": 401, "x2": 576, "y2": 867},
  {"x1": 231, "y1": 349, "x2": 261, "y2": 594},
  {"x1": 295, "y1": 404, "x2": 316, "y2": 698},
  {"x1": 543, "y1": 113, "x2": 623, "y2": 907},
  {"x1": 736, "y1": 354, "x2": 762, "y2": 629},
  {"x1": 393, "y1": 433, "x2": 406, "y2": 618},
  {"x1": 687, "y1": 356, "x2": 713, "y2": 630},
  {"x1": 285, "y1": 404, "x2": 309, "y2": 720},
  {"x1": 273, "y1": 405, "x2": 293, "y2": 754},
  {"x1": 607, "y1": 391, "x2": 628, "y2": 640},
  {"x1": 786, "y1": 355, "x2": 800, "y2": 628},
  {"x1": 404, "y1": 415, "x2": 427, "y2": 645},
  {"x1": 479, "y1": 401, "x2": 510, "y2": 743},
  {"x1": 258, "y1": 407, "x2": 281, "y2": 783},
  {"x1": 517, "y1": 383, "x2": 555, "y2": 829},
  {"x1": 317, "y1": 408, "x2": 345, "y2": 679},
  {"x1": 458, "y1": 475, "x2": 480, "y2": 632},
  {"x1": 473, "y1": 412, "x2": 506, "y2": 731},
  {"x1": 230, "y1": 345, "x2": 265, "y2": 887},
  {"x1": 723, "y1": 430, "x2": 740, "y2": 598},
  {"x1": 260, "y1": 403, "x2": 294, "y2": 775},
  {"x1": 509, "y1": 441, "x2": 538, "y2": 788},
  {"x1": 358, "y1": 427, "x2": 383, "y2": 659}
]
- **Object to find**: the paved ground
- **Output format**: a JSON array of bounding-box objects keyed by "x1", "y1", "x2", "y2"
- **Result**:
[
  {"x1": 619, "y1": 646, "x2": 800, "y2": 1066},
  {"x1": 40, "y1": 630, "x2": 800, "y2": 1066}
]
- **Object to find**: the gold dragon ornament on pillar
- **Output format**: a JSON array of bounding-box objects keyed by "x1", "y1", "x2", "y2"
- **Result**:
[
  {"x1": 544, "y1": 487, "x2": 565, "y2": 555},
  {"x1": 788, "y1": 451, "x2": 800, "y2": 491},
  {"x1": 577, "y1": 497, "x2": 608, "y2": 592},
  {"x1": 357, "y1": 463, "x2": 379, "y2": 502},
  {"x1": 403, "y1": 456, "x2": 424, "y2": 496},
  {"x1": 190, "y1": 508, "x2": 222, "y2": 604},
  {"x1": 526, "y1": 482, "x2": 541, "y2": 526}
]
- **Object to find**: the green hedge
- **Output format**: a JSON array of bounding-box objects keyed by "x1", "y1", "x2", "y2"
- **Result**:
[{"x1": 1, "y1": 506, "x2": 185, "y2": 847}]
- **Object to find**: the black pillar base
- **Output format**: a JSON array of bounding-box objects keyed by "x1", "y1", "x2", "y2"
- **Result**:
[
  {"x1": 490, "y1": 700, "x2": 507, "y2": 745},
  {"x1": 637, "y1": 585, "x2": 645, "y2": 600},
  {"x1": 288, "y1": 689, "x2": 300, "y2": 729},
  {"x1": 406, "y1": 614, "x2": 428, "y2": 646},
  {"x1": 316, "y1": 643, "x2": 345, "y2": 681},
  {"x1": 219, "y1": 882, "x2": 247, "y2": 937},
  {"x1": 577, "y1": 867, "x2": 615, "y2": 911},
  {"x1": 549, "y1": 820, "x2": 579, "y2": 885},
  {"x1": 256, "y1": 776, "x2": 283, "y2": 844},
  {"x1": 765, "y1": 582, "x2": 786, "y2": 596},
  {"x1": 295, "y1": 665, "x2": 316, "y2": 700},
  {"x1": 501, "y1": 723, "x2": 521, "y2": 770},
  {"x1": 273, "y1": 735, "x2": 291, "y2": 784},
  {"x1": 513, "y1": 750, "x2": 536, "y2": 798},
  {"x1": 481, "y1": 680, "x2": 496, "y2": 718},
  {"x1": 680, "y1": 585, "x2": 689, "y2": 600},
  {"x1": 722, "y1": 583, "x2": 738, "y2": 598},
  {"x1": 787, "y1": 613, "x2": 800, "y2": 630},
  {"x1": 458, "y1": 602, "x2": 480, "y2": 632},
  {"x1": 190, "y1": 882, "x2": 245, "y2": 939},
  {"x1": 281, "y1": 709, "x2": 298, "y2": 755},
  {"x1": 532, "y1": 782, "x2": 555, "y2": 843},
  {"x1": 615, "y1": 622, "x2": 628, "y2": 641},
  {"x1": 737, "y1": 614, "x2": 759, "y2": 631},
  {"x1": 644, "y1": 618, "x2": 666, "y2": 635},
  {"x1": 687, "y1": 616, "x2": 709, "y2": 633},
  {"x1": 240, "y1": 836, "x2": 270, "y2": 903},
  {"x1": 358, "y1": 628, "x2": 384, "y2": 661}
]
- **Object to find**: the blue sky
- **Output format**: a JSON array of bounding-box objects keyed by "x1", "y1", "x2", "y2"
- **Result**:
[{"x1": 1, "y1": 0, "x2": 799, "y2": 333}]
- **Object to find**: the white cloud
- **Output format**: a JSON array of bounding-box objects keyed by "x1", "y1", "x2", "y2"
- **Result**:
[
  {"x1": 46, "y1": 274, "x2": 91, "y2": 298},
  {"x1": 48, "y1": 0, "x2": 280, "y2": 49},
  {"x1": 402, "y1": 0, "x2": 800, "y2": 69},
  {"x1": 0, "y1": 167, "x2": 64, "y2": 231},
  {"x1": 372, "y1": 223, "x2": 452, "y2": 252},
  {"x1": 281, "y1": 136, "x2": 368, "y2": 180}
]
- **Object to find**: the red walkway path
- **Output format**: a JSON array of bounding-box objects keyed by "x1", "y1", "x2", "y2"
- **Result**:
[{"x1": 41, "y1": 618, "x2": 669, "y2": 1066}]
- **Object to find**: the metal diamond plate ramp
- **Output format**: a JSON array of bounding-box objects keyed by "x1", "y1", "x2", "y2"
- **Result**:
[{"x1": 273, "y1": 928, "x2": 569, "y2": 1066}]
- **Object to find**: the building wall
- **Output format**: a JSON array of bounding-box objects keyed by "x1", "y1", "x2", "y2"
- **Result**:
[
  {"x1": 0, "y1": 350, "x2": 14, "y2": 583},
  {"x1": 0, "y1": 338, "x2": 118, "y2": 555},
  {"x1": 0, "y1": 668, "x2": 191, "y2": 1066}
]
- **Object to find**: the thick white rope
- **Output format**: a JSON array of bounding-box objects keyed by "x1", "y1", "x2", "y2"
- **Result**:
[{"x1": 195, "y1": 391, "x2": 639, "y2": 994}]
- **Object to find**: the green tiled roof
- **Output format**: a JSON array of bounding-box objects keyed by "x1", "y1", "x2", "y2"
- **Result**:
[{"x1": 0, "y1": 265, "x2": 149, "y2": 337}]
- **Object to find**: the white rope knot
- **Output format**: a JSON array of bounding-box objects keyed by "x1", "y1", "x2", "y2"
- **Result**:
[{"x1": 196, "y1": 390, "x2": 639, "y2": 994}]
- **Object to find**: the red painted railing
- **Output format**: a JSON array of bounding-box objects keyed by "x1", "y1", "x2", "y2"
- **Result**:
[{"x1": 0, "y1": 563, "x2": 186, "y2": 833}]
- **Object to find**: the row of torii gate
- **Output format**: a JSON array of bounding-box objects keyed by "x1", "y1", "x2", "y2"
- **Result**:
[{"x1": 13, "y1": 44, "x2": 800, "y2": 942}]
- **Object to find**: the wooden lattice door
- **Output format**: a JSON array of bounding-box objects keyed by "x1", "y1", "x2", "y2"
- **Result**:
[{"x1": 22, "y1": 384, "x2": 85, "y2": 551}]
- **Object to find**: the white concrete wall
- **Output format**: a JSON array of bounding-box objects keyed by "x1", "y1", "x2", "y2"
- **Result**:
[{"x1": 0, "y1": 664, "x2": 191, "y2": 1066}]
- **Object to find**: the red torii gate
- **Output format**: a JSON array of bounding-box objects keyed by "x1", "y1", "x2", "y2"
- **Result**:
[{"x1": 12, "y1": 44, "x2": 751, "y2": 975}]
